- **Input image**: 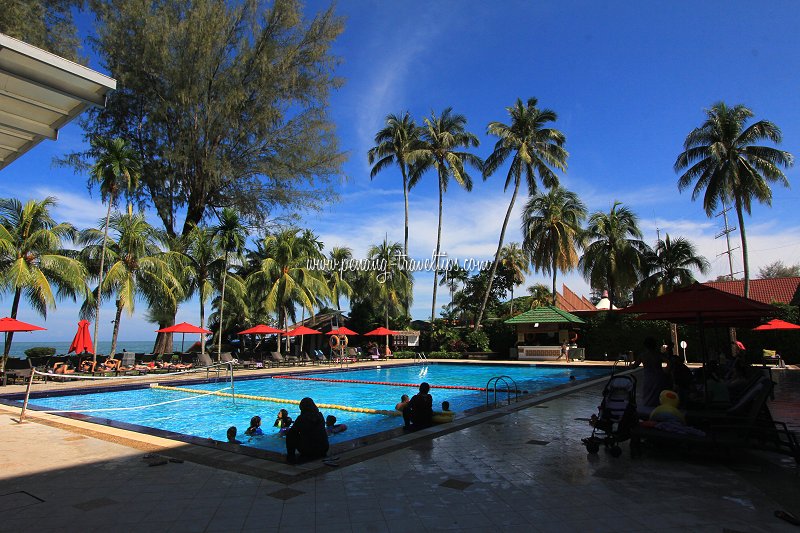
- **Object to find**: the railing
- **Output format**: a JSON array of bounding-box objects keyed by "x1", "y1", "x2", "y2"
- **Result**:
[
  {"x1": 485, "y1": 375, "x2": 519, "y2": 406},
  {"x1": 415, "y1": 353, "x2": 428, "y2": 364}
]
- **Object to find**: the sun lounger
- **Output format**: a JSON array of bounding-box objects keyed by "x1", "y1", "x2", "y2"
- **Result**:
[
  {"x1": 270, "y1": 351, "x2": 291, "y2": 367},
  {"x1": 2, "y1": 357, "x2": 32, "y2": 384}
]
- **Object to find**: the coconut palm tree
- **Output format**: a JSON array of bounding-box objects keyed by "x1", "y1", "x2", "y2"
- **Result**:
[
  {"x1": 79, "y1": 213, "x2": 178, "y2": 356},
  {"x1": 578, "y1": 202, "x2": 647, "y2": 310},
  {"x1": 675, "y1": 102, "x2": 793, "y2": 298},
  {"x1": 476, "y1": 98, "x2": 568, "y2": 328},
  {"x1": 180, "y1": 224, "x2": 224, "y2": 355},
  {"x1": 408, "y1": 108, "x2": 482, "y2": 325},
  {"x1": 326, "y1": 246, "x2": 353, "y2": 311},
  {"x1": 499, "y1": 243, "x2": 530, "y2": 314},
  {"x1": 245, "y1": 229, "x2": 329, "y2": 351},
  {"x1": 0, "y1": 197, "x2": 87, "y2": 358},
  {"x1": 522, "y1": 187, "x2": 586, "y2": 306},
  {"x1": 368, "y1": 112, "x2": 421, "y2": 257},
  {"x1": 212, "y1": 208, "x2": 247, "y2": 357},
  {"x1": 87, "y1": 137, "x2": 140, "y2": 354},
  {"x1": 366, "y1": 239, "x2": 413, "y2": 350},
  {"x1": 527, "y1": 283, "x2": 552, "y2": 309},
  {"x1": 635, "y1": 235, "x2": 710, "y2": 301}
]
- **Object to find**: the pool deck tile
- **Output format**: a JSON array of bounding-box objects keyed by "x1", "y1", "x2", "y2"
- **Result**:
[{"x1": 0, "y1": 364, "x2": 798, "y2": 532}]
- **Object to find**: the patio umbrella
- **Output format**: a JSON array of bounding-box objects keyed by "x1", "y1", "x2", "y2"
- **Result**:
[
  {"x1": 68, "y1": 320, "x2": 94, "y2": 355},
  {"x1": 156, "y1": 322, "x2": 212, "y2": 352},
  {"x1": 285, "y1": 325, "x2": 322, "y2": 354},
  {"x1": 238, "y1": 324, "x2": 283, "y2": 335},
  {"x1": 752, "y1": 319, "x2": 800, "y2": 331},
  {"x1": 1, "y1": 317, "x2": 46, "y2": 386},
  {"x1": 364, "y1": 326, "x2": 396, "y2": 352},
  {"x1": 327, "y1": 327, "x2": 359, "y2": 336}
]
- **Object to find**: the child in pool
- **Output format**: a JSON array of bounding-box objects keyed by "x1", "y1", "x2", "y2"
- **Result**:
[
  {"x1": 227, "y1": 426, "x2": 242, "y2": 444},
  {"x1": 325, "y1": 415, "x2": 347, "y2": 436},
  {"x1": 395, "y1": 394, "x2": 410, "y2": 412},
  {"x1": 244, "y1": 416, "x2": 263, "y2": 437},
  {"x1": 432, "y1": 401, "x2": 455, "y2": 424},
  {"x1": 274, "y1": 409, "x2": 293, "y2": 435}
]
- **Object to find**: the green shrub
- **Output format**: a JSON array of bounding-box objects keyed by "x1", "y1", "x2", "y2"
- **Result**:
[
  {"x1": 428, "y1": 351, "x2": 463, "y2": 359},
  {"x1": 24, "y1": 347, "x2": 56, "y2": 358},
  {"x1": 394, "y1": 351, "x2": 416, "y2": 359},
  {"x1": 463, "y1": 329, "x2": 490, "y2": 351}
]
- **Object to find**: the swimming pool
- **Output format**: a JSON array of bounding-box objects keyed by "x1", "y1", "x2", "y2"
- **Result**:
[{"x1": 23, "y1": 363, "x2": 610, "y2": 454}]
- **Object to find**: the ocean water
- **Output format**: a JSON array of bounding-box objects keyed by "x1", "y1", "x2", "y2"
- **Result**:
[{"x1": 6, "y1": 340, "x2": 157, "y2": 356}]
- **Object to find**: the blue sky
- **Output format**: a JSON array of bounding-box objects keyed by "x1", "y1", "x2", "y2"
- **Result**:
[{"x1": 2, "y1": 1, "x2": 800, "y2": 341}]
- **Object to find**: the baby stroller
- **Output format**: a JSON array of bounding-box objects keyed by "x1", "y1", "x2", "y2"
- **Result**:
[{"x1": 582, "y1": 372, "x2": 637, "y2": 457}]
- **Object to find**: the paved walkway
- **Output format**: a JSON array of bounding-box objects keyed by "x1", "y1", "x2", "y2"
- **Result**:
[{"x1": 0, "y1": 368, "x2": 798, "y2": 532}]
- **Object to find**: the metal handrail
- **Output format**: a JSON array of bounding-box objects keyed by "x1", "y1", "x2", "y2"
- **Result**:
[{"x1": 485, "y1": 375, "x2": 519, "y2": 406}]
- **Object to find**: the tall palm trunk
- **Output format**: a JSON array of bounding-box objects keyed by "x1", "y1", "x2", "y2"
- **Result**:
[
  {"x1": 509, "y1": 286, "x2": 515, "y2": 315},
  {"x1": 475, "y1": 179, "x2": 520, "y2": 329},
  {"x1": 551, "y1": 241, "x2": 558, "y2": 306},
  {"x1": 430, "y1": 174, "x2": 444, "y2": 326},
  {"x1": 109, "y1": 299, "x2": 123, "y2": 357},
  {"x1": 200, "y1": 298, "x2": 206, "y2": 356},
  {"x1": 217, "y1": 251, "x2": 229, "y2": 360},
  {"x1": 734, "y1": 197, "x2": 750, "y2": 299},
  {"x1": 153, "y1": 319, "x2": 175, "y2": 355},
  {"x1": 2, "y1": 290, "x2": 23, "y2": 370},
  {"x1": 93, "y1": 201, "x2": 112, "y2": 360},
  {"x1": 401, "y1": 166, "x2": 410, "y2": 313}
]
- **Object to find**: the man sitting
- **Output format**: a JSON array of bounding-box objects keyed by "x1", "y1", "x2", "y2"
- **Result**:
[{"x1": 403, "y1": 382, "x2": 433, "y2": 430}]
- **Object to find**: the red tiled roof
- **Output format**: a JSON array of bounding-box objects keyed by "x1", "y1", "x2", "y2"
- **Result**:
[
  {"x1": 703, "y1": 277, "x2": 800, "y2": 305},
  {"x1": 556, "y1": 284, "x2": 596, "y2": 312}
]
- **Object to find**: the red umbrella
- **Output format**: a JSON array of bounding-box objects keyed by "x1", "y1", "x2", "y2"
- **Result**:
[
  {"x1": 327, "y1": 327, "x2": 359, "y2": 336},
  {"x1": 1, "y1": 317, "x2": 45, "y2": 385},
  {"x1": 285, "y1": 326, "x2": 322, "y2": 337},
  {"x1": 68, "y1": 320, "x2": 94, "y2": 355},
  {"x1": 363, "y1": 327, "x2": 395, "y2": 336},
  {"x1": 0, "y1": 317, "x2": 46, "y2": 332},
  {"x1": 156, "y1": 322, "x2": 212, "y2": 352},
  {"x1": 752, "y1": 319, "x2": 800, "y2": 331},
  {"x1": 238, "y1": 324, "x2": 283, "y2": 335}
]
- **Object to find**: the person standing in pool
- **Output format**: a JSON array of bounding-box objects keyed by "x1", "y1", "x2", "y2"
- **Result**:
[
  {"x1": 403, "y1": 382, "x2": 433, "y2": 430},
  {"x1": 244, "y1": 416, "x2": 263, "y2": 437},
  {"x1": 286, "y1": 397, "x2": 329, "y2": 464}
]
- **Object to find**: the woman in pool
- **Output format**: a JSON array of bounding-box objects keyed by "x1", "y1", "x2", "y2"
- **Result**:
[
  {"x1": 244, "y1": 416, "x2": 263, "y2": 437},
  {"x1": 274, "y1": 409, "x2": 293, "y2": 435}
]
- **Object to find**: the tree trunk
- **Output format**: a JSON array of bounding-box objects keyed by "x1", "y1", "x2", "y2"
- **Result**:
[
  {"x1": 109, "y1": 299, "x2": 123, "y2": 357},
  {"x1": 509, "y1": 286, "x2": 515, "y2": 315},
  {"x1": 200, "y1": 296, "x2": 206, "y2": 356},
  {"x1": 2, "y1": 289, "x2": 23, "y2": 375},
  {"x1": 401, "y1": 164, "x2": 410, "y2": 313},
  {"x1": 217, "y1": 251, "x2": 229, "y2": 361},
  {"x1": 475, "y1": 179, "x2": 519, "y2": 329},
  {"x1": 430, "y1": 174, "x2": 444, "y2": 326},
  {"x1": 734, "y1": 197, "x2": 750, "y2": 299},
  {"x1": 92, "y1": 201, "x2": 113, "y2": 362},
  {"x1": 552, "y1": 243, "x2": 558, "y2": 306},
  {"x1": 153, "y1": 321, "x2": 175, "y2": 355}
]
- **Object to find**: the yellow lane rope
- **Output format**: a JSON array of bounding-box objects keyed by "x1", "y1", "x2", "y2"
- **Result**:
[{"x1": 151, "y1": 384, "x2": 401, "y2": 417}]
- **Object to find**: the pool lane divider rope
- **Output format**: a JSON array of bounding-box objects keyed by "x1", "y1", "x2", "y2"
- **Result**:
[
  {"x1": 150, "y1": 384, "x2": 401, "y2": 417},
  {"x1": 271, "y1": 375, "x2": 487, "y2": 392}
]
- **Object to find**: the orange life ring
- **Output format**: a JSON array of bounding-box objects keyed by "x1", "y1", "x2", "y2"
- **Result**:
[
  {"x1": 329, "y1": 334, "x2": 348, "y2": 349},
  {"x1": 339, "y1": 334, "x2": 349, "y2": 348}
]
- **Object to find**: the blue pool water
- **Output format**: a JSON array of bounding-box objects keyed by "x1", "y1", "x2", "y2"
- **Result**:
[{"x1": 26, "y1": 364, "x2": 609, "y2": 453}]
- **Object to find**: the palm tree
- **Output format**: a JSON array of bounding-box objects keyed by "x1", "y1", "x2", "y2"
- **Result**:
[
  {"x1": 0, "y1": 197, "x2": 87, "y2": 359},
  {"x1": 366, "y1": 239, "x2": 413, "y2": 350},
  {"x1": 212, "y1": 208, "x2": 247, "y2": 357},
  {"x1": 87, "y1": 137, "x2": 140, "y2": 354},
  {"x1": 635, "y1": 235, "x2": 710, "y2": 301},
  {"x1": 675, "y1": 102, "x2": 793, "y2": 298},
  {"x1": 499, "y1": 243, "x2": 530, "y2": 314},
  {"x1": 180, "y1": 224, "x2": 224, "y2": 355},
  {"x1": 326, "y1": 246, "x2": 353, "y2": 311},
  {"x1": 522, "y1": 187, "x2": 586, "y2": 305},
  {"x1": 439, "y1": 264, "x2": 468, "y2": 302},
  {"x1": 79, "y1": 213, "x2": 178, "y2": 356},
  {"x1": 368, "y1": 112, "x2": 421, "y2": 257},
  {"x1": 476, "y1": 98, "x2": 568, "y2": 328},
  {"x1": 245, "y1": 229, "x2": 329, "y2": 352},
  {"x1": 527, "y1": 283, "x2": 551, "y2": 309},
  {"x1": 408, "y1": 108, "x2": 482, "y2": 326},
  {"x1": 579, "y1": 202, "x2": 647, "y2": 310}
]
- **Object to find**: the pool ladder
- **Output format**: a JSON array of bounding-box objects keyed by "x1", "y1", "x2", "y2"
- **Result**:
[
  {"x1": 415, "y1": 353, "x2": 428, "y2": 364},
  {"x1": 486, "y1": 375, "x2": 519, "y2": 406}
]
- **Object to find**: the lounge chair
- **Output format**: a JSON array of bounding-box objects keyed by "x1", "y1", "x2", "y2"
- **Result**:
[
  {"x1": 631, "y1": 376, "x2": 799, "y2": 464},
  {"x1": 269, "y1": 351, "x2": 290, "y2": 367},
  {"x1": 219, "y1": 352, "x2": 242, "y2": 369},
  {"x1": 197, "y1": 352, "x2": 214, "y2": 367},
  {"x1": 2, "y1": 357, "x2": 32, "y2": 384},
  {"x1": 299, "y1": 351, "x2": 316, "y2": 365},
  {"x1": 313, "y1": 349, "x2": 329, "y2": 364}
]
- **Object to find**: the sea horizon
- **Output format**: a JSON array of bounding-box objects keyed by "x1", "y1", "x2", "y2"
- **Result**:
[{"x1": 6, "y1": 340, "x2": 159, "y2": 357}]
